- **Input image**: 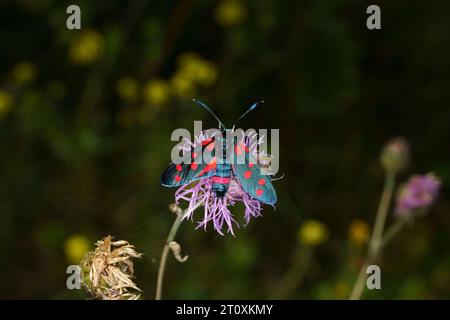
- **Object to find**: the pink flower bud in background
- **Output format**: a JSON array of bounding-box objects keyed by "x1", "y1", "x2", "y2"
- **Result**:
[{"x1": 380, "y1": 137, "x2": 410, "y2": 174}]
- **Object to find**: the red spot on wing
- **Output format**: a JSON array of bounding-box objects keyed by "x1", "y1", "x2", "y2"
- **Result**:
[
  {"x1": 258, "y1": 178, "x2": 266, "y2": 186},
  {"x1": 206, "y1": 142, "x2": 215, "y2": 152},
  {"x1": 240, "y1": 142, "x2": 250, "y2": 153},
  {"x1": 235, "y1": 142, "x2": 250, "y2": 159},
  {"x1": 176, "y1": 164, "x2": 182, "y2": 172},
  {"x1": 198, "y1": 157, "x2": 217, "y2": 176},
  {"x1": 235, "y1": 144, "x2": 243, "y2": 156},
  {"x1": 175, "y1": 175, "x2": 181, "y2": 182},
  {"x1": 192, "y1": 152, "x2": 198, "y2": 159},
  {"x1": 256, "y1": 189, "x2": 263, "y2": 196},
  {"x1": 202, "y1": 138, "x2": 213, "y2": 146},
  {"x1": 210, "y1": 157, "x2": 217, "y2": 169},
  {"x1": 191, "y1": 163, "x2": 198, "y2": 170},
  {"x1": 244, "y1": 170, "x2": 252, "y2": 179},
  {"x1": 249, "y1": 163, "x2": 254, "y2": 168}
]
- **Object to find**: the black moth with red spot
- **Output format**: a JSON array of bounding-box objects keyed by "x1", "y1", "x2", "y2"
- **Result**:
[{"x1": 160, "y1": 99, "x2": 277, "y2": 205}]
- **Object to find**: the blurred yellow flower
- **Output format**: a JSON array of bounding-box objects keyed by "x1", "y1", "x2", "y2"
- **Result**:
[
  {"x1": 12, "y1": 61, "x2": 38, "y2": 84},
  {"x1": 69, "y1": 30, "x2": 104, "y2": 65},
  {"x1": 116, "y1": 77, "x2": 139, "y2": 101},
  {"x1": 177, "y1": 53, "x2": 218, "y2": 87},
  {"x1": 0, "y1": 90, "x2": 14, "y2": 118},
  {"x1": 171, "y1": 53, "x2": 218, "y2": 97},
  {"x1": 334, "y1": 281, "x2": 350, "y2": 299},
  {"x1": 298, "y1": 219, "x2": 329, "y2": 246},
  {"x1": 170, "y1": 72, "x2": 196, "y2": 98},
  {"x1": 194, "y1": 60, "x2": 218, "y2": 87},
  {"x1": 177, "y1": 52, "x2": 201, "y2": 69},
  {"x1": 64, "y1": 234, "x2": 90, "y2": 264},
  {"x1": 348, "y1": 219, "x2": 370, "y2": 246},
  {"x1": 143, "y1": 79, "x2": 170, "y2": 106},
  {"x1": 215, "y1": 0, "x2": 247, "y2": 26}
]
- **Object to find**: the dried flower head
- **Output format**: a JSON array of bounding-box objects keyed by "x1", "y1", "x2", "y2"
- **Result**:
[
  {"x1": 175, "y1": 131, "x2": 271, "y2": 235},
  {"x1": 380, "y1": 137, "x2": 410, "y2": 174},
  {"x1": 395, "y1": 173, "x2": 441, "y2": 216},
  {"x1": 80, "y1": 236, "x2": 142, "y2": 300}
]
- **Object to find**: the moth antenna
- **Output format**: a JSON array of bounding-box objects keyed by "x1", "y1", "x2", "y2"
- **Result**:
[
  {"x1": 271, "y1": 173, "x2": 284, "y2": 181},
  {"x1": 192, "y1": 99, "x2": 226, "y2": 129},
  {"x1": 234, "y1": 100, "x2": 264, "y2": 126}
]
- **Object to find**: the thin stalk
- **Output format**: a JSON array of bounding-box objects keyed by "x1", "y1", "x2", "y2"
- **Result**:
[
  {"x1": 155, "y1": 212, "x2": 183, "y2": 300},
  {"x1": 380, "y1": 216, "x2": 410, "y2": 249},
  {"x1": 349, "y1": 172, "x2": 395, "y2": 300},
  {"x1": 155, "y1": 201, "x2": 203, "y2": 300},
  {"x1": 271, "y1": 246, "x2": 312, "y2": 299},
  {"x1": 370, "y1": 172, "x2": 396, "y2": 256}
]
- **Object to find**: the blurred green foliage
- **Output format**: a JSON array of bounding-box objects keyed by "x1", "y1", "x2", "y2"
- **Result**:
[{"x1": 0, "y1": 0, "x2": 449, "y2": 299}]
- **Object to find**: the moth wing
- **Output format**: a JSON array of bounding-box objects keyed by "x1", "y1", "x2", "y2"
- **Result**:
[
  {"x1": 161, "y1": 137, "x2": 217, "y2": 187},
  {"x1": 230, "y1": 141, "x2": 277, "y2": 204},
  {"x1": 161, "y1": 162, "x2": 213, "y2": 187}
]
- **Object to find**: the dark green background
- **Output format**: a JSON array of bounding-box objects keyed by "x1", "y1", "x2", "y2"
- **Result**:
[{"x1": 0, "y1": 0, "x2": 449, "y2": 299}]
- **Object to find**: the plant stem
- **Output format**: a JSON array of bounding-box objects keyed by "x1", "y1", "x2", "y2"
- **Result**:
[
  {"x1": 155, "y1": 211, "x2": 184, "y2": 300},
  {"x1": 155, "y1": 201, "x2": 204, "y2": 300},
  {"x1": 349, "y1": 172, "x2": 395, "y2": 300},
  {"x1": 271, "y1": 246, "x2": 312, "y2": 299},
  {"x1": 380, "y1": 215, "x2": 410, "y2": 249}
]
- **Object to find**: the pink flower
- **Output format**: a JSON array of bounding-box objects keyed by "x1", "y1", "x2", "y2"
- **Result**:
[
  {"x1": 395, "y1": 173, "x2": 441, "y2": 216},
  {"x1": 176, "y1": 177, "x2": 262, "y2": 235},
  {"x1": 174, "y1": 130, "x2": 270, "y2": 235}
]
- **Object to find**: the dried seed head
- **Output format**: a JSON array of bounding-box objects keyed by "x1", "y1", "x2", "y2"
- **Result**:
[{"x1": 80, "y1": 235, "x2": 142, "y2": 300}]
